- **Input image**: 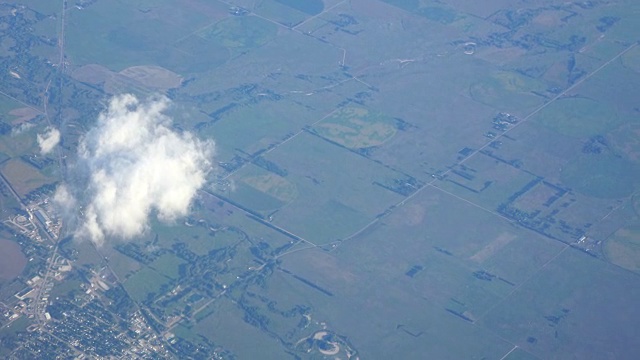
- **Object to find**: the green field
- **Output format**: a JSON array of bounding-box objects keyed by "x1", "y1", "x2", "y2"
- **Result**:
[
  {"x1": 198, "y1": 101, "x2": 315, "y2": 164},
  {"x1": 194, "y1": 298, "x2": 293, "y2": 359},
  {"x1": 435, "y1": 151, "x2": 541, "y2": 210},
  {"x1": 605, "y1": 223, "x2": 640, "y2": 271},
  {"x1": 198, "y1": 16, "x2": 278, "y2": 55},
  {"x1": 224, "y1": 164, "x2": 298, "y2": 214},
  {"x1": 123, "y1": 267, "x2": 173, "y2": 302},
  {"x1": 479, "y1": 249, "x2": 640, "y2": 359},
  {"x1": 240, "y1": 133, "x2": 407, "y2": 244},
  {"x1": 65, "y1": 0, "x2": 227, "y2": 71},
  {"x1": 533, "y1": 97, "x2": 621, "y2": 138},
  {"x1": 604, "y1": 195, "x2": 640, "y2": 271},
  {"x1": 254, "y1": 0, "x2": 309, "y2": 28},
  {"x1": 5, "y1": 0, "x2": 640, "y2": 358},
  {"x1": 274, "y1": 0, "x2": 324, "y2": 15},
  {"x1": 469, "y1": 71, "x2": 547, "y2": 112},
  {"x1": 149, "y1": 254, "x2": 186, "y2": 280},
  {"x1": 561, "y1": 152, "x2": 639, "y2": 198}
]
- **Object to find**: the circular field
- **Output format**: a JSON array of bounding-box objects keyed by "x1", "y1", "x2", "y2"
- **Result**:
[{"x1": 313, "y1": 107, "x2": 397, "y2": 149}]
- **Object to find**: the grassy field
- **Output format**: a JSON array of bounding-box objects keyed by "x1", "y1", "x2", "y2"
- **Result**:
[
  {"x1": 254, "y1": 0, "x2": 310, "y2": 28},
  {"x1": 149, "y1": 254, "x2": 186, "y2": 280},
  {"x1": 123, "y1": 266, "x2": 173, "y2": 303},
  {"x1": 560, "y1": 152, "x2": 639, "y2": 198},
  {"x1": 271, "y1": 186, "x2": 565, "y2": 350},
  {"x1": 224, "y1": 164, "x2": 298, "y2": 215},
  {"x1": 194, "y1": 298, "x2": 293, "y2": 359},
  {"x1": 198, "y1": 16, "x2": 278, "y2": 56},
  {"x1": 469, "y1": 71, "x2": 547, "y2": 112},
  {"x1": 533, "y1": 97, "x2": 621, "y2": 138},
  {"x1": 242, "y1": 132, "x2": 407, "y2": 244},
  {"x1": 65, "y1": 0, "x2": 228, "y2": 71},
  {"x1": 479, "y1": 248, "x2": 640, "y2": 359},
  {"x1": 11, "y1": 0, "x2": 640, "y2": 358},
  {"x1": 0, "y1": 125, "x2": 42, "y2": 159},
  {"x1": 604, "y1": 194, "x2": 640, "y2": 271},
  {"x1": 197, "y1": 100, "x2": 315, "y2": 164},
  {"x1": 604, "y1": 223, "x2": 640, "y2": 271},
  {"x1": 434, "y1": 151, "x2": 541, "y2": 210}
]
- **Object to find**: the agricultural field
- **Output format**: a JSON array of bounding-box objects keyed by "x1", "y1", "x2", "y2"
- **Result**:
[{"x1": 2, "y1": 0, "x2": 640, "y2": 359}]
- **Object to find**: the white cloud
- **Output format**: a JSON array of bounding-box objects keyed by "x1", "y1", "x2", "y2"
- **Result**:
[
  {"x1": 11, "y1": 122, "x2": 35, "y2": 136},
  {"x1": 74, "y1": 94, "x2": 214, "y2": 245},
  {"x1": 53, "y1": 184, "x2": 76, "y2": 210},
  {"x1": 37, "y1": 126, "x2": 60, "y2": 154}
]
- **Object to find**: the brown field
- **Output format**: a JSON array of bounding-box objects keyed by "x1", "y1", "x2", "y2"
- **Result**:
[
  {"x1": 0, "y1": 239, "x2": 27, "y2": 281},
  {"x1": 1, "y1": 159, "x2": 55, "y2": 197},
  {"x1": 70, "y1": 64, "x2": 112, "y2": 84},
  {"x1": 469, "y1": 232, "x2": 516, "y2": 263},
  {"x1": 119, "y1": 65, "x2": 182, "y2": 90},
  {"x1": 72, "y1": 64, "x2": 181, "y2": 94},
  {"x1": 8, "y1": 107, "x2": 41, "y2": 124}
]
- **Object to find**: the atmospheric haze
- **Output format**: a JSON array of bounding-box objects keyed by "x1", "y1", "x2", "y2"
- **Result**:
[{"x1": 57, "y1": 94, "x2": 214, "y2": 246}]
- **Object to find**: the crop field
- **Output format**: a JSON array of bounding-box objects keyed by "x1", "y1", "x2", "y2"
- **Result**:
[
  {"x1": 479, "y1": 249, "x2": 640, "y2": 359},
  {"x1": 434, "y1": 152, "x2": 541, "y2": 210},
  {"x1": 65, "y1": 0, "x2": 228, "y2": 71},
  {"x1": 198, "y1": 100, "x2": 316, "y2": 164},
  {"x1": 193, "y1": 298, "x2": 292, "y2": 359},
  {"x1": 312, "y1": 106, "x2": 397, "y2": 149},
  {"x1": 469, "y1": 71, "x2": 548, "y2": 113},
  {"x1": 229, "y1": 132, "x2": 410, "y2": 244},
  {"x1": 197, "y1": 16, "x2": 278, "y2": 56},
  {"x1": 533, "y1": 97, "x2": 621, "y2": 138}
]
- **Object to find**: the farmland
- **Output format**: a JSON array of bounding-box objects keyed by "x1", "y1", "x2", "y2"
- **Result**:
[{"x1": 1, "y1": 0, "x2": 640, "y2": 359}]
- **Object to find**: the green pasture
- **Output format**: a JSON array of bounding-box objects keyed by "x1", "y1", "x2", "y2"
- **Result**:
[
  {"x1": 254, "y1": 0, "x2": 309, "y2": 28},
  {"x1": 124, "y1": 266, "x2": 173, "y2": 302},
  {"x1": 605, "y1": 222, "x2": 640, "y2": 272},
  {"x1": 275, "y1": 246, "x2": 514, "y2": 359},
  {"x1": 604, "y1": 195, "x2": 640, "y2": 271},
  {"x1": 185, "y1": 228, "x2": 244, "y2": 257},
  {"x1": 194, "y1": 298, "x2": 291, "y2": 359},
  {"x1": 381, "y1": 0, "x2": 460, "y2": 24},
  {"x1": 149, "y1": 253, "x2": 186, "y2": 280},
  {"x1": 198, "y1": 16, "x2": 278, "y2": 55},
  {"x1": 65, "y1": 0, "x2": 223, "y2": 71},
  {"x1": 435, "y1": 152, "x2": 541, "y2": 210},
  {"x1": 561, "y1": 152, "x2": 638, "y2": 198},
  {"x1": 246, "y1": 133, "x2": 406, "y2": 244},
  {"x1": 479, "y1": 248, "x2": 640, "y2": 359},
  {"x1": 469, "y1": 71, "x2": 547, "y2": 112},
  {"x1": 199, "y1": 101, "x2": 314, "y2": 163},
  {"x1": 274, "y1": 0, "x2": 324, "y2": 15},
  {"x1": 533, "y1": 97, "x2": 621, "y2": 138}
]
